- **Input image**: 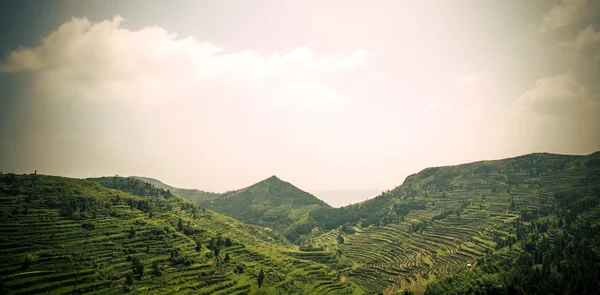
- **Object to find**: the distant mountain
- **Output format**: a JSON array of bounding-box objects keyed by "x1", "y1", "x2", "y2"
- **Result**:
[
  {"x1": 132, "y1": 176, "x2": 221, "y2": 203},
  {"x1": 202, "y1": 175, "x2": 332, "y2": 242},
  {"x1": 87, "y1": 176, "x2": 174, "y2": 198}
]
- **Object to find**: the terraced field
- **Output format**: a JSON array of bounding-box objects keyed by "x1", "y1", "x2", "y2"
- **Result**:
[
  {"x1": 295, "y1": 152, "x2": 600, "y2": 294},
  {"x1": 0, "y1": 175, "x2": 361, "y2": 294},
  {"x1": 1, "y1": 152, "x2": 598, "y2": 294}
]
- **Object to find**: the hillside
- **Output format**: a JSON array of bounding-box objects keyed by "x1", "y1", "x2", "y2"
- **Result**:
[
  {"x1": 87, "y1": 176, "x2": 175, "y2": 199},
  {"x1": 132, "y1": 176, "x2": 221, "y2": 204},
  {"x1": 1, "y1": 152, "x2": 599, "y2": 294},
  {"x1": 0, "y1": 174, "x2": 361, "y2": 295},
  {"x1": 301, "y1": 152, "x2": 600, "y2": 293},
  {"x1": 201, "y1": 176, "x2": 332, "y2": 243}
]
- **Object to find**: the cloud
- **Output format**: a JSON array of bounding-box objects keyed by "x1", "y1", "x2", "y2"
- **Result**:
[
  {"x1": 516, "y1": 71, "x2": 592, "y2": 115},
  {"x1": 560, "y1": 25, "x2": 600, "y2": 58},
  {"x1": 539, "y1": 0, "x2": 587, "y2": 33},
  {"x1": 1, "y1": 16, "x2": 369, "y2": 108},
  {"x1": 515, "y1": 71, "x2": 600, "y2": 154},
  {"x1": 454, "y1": 75, "x2": 479, "y2": 85}
]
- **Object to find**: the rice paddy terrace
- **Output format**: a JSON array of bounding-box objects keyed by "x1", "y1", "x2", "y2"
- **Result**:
[
  {"x1": 291, "y1": 152, "x2": 600, "y2": 294},
  {"x1": 0, "y1": 152, "x2": 598, "y2": 294},
  {"x1": 0, "y1": 175, "x2": 361, "y2": 294}
]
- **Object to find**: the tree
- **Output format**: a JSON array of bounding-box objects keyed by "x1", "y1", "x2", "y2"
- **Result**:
[
  {"x1": 195, "y1": 240, "x2": 202, "y2": 252},
  {"x1": 258, "y1": 269, "x2": 265, "y2": 288},
  {"x1": 129, "y1": 226, "x2": 136, "y2": 238},
  {"x1": 216, "y1": 233, "x2": 224, "y2": 248},
  {"x1": 214, "y1": 246, "x2": 220, "y2": 258},
  {"x1": 132, "y1": 257, "x2": 144, "y2": 279},
  {"x1": 235, "y1": 264, "x2": 245, "y2": 274},
  {"x1": 337, "y1": 249, "x2": 342, "y2": 257},
  {"x1": 337, "y1": 233, "x2": 344, "y2": 244},
  {"x1": 225, "y1": 237, "x2": 233, "y2": 247},
  {"x1": 126, "y1": 271, "x2": 134, "y2": 286},
  {"x1": 152, "y1": 260, "x2": 162, "y2": 276},
  {"x1": 22, "y1": 254, "x2": 36, "y2": 270},
  {"x1": 81, "y1": 222, "x2": 95, "y2": 231},
  {"x1": 208, "y1": 237, "x2": 217, "y2": 250},
  {"x1": 177, "y1": 218, "x2": 184, "y2": 232},
  {"x1": 224, "y1": 253, "x2": 231, "y2": 262}
]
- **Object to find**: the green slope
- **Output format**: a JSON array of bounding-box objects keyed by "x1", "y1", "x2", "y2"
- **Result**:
[
  {"x1": 201, "y1": 176, "x2": 332, "y2": 244},
  {"x1": 2, "y1": 151, "x2": 599, "y2": 294},
  {"x1": 0, "y1": 174, "x2": 361, "y2": 295},
  {"x1": 303, "y1": 151, "x2": 600, "y2": 294},
  {"x1": 87, "y1": 176, "x2": 175, "y2": 199},
  {"x1": 131, "y1": 176, "x2": 221, "y2": 204}
]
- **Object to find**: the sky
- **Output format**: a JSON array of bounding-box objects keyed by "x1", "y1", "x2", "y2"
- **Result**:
[{"x1": 1, "y1": 0, "x2": 599, "y2": 206}]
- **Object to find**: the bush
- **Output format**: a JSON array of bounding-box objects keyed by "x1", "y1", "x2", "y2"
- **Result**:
[{"x1": 234, "y1": 264, "x2": 245, "y2": 274}]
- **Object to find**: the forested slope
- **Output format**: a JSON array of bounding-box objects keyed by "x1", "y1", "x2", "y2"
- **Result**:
[{"x1": 0, "y1": 174, "x2": 360, "y2": 295}]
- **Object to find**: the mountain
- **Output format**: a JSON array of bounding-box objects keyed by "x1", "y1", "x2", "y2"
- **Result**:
[
  {"x1": 1, "y1": 151, "x2": 599, "y2": 294},
  {"x1": 132, "y1": 176, "x2": 221, "y2": 203},
  {"x1": 87, "y1": 176, "x2": 175, "y2": 198},
  {"x1": 94, "y1": 175, "x2": 332, "y2": 243},
  {"x1": 201, "y1": 175, "x2": 331, "y2": 243},
  {"x1": 0, "y1": 174, "x2": 359, "y2": 294},
  {"x1": 304, "y1": 151, "x2": 600, "y2": 293}
]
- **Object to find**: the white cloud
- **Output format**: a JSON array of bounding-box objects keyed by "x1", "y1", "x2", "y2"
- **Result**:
[
  {"x1": 1, "y1": 16, "x2": 369, "y2": 108},
  {"x1": 454, "y1": 75, "x2": 479, "y2": 85},
  {"x1": 515, "y1": 71, "x2": 600, "y2": 155},
  {"x1": 539, "y1": 0, "x2": 587, "y2": 33},
  {"x1": 516, "y1": 71, "x2": 592, "y2": 115},
  {"x1": 560, "y1": 25, "x2": 600, "y2": 57}
]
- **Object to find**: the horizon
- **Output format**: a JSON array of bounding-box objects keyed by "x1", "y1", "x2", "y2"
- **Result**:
[
  {"x1": 3, "y1": 149, "x2": 596, "y2": 208},
  {"x1": 1, "y1": 0, "x2": 600, "y2": 206}
]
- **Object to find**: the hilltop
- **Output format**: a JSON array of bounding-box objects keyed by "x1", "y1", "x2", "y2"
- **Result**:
[
  {"x1": 201, "y1": 176, "x2": 332, "y2": 243},
  {"x1": 131, "y1": 176, "x2": 221, "y2": 203},
  {"x1": 0, "y1": 174, "x2": 360, "y2": 294}
]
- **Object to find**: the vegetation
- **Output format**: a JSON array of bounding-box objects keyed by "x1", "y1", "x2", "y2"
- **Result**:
[
  {"x1": 132, "y1": 176, "x2": 221, "y2": 204},
  {"x1": 201, "y1": 176, "x2": 331, "y2": 243},
  {"x1": 1, "y1": 151, "x2": 599, "y2": 294},
  {"x1": 0, "y1": 174, "x2": 359, "y2": 294},
  {"x1": 425, "y1": 186, "x2": 600, "y2": 295}
]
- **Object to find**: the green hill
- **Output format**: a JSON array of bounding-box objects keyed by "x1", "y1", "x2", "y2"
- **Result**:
[
  {"x1": 131, "y1": 176, "x2": 221, "y2": 204},
  {"x1": 0, "y1": 174, "x2": 360, "y2": 295},
  {"x1": 201, "y1": 176, "x2": 332, "y2": 243},
  {"x1": 1, "y1": 151, "x2": 599, "y2": 294},
  {"x1": 303, "y1": 151, "x2": 600, "y2": 293},
  {"x1": 87, "y1": 176, "x2": 175, "y2": 199}
]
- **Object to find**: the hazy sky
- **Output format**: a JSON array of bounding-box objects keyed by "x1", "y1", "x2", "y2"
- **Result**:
[{"x1": 1, "y1": 0, "x2": 599, "y2": 201}]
